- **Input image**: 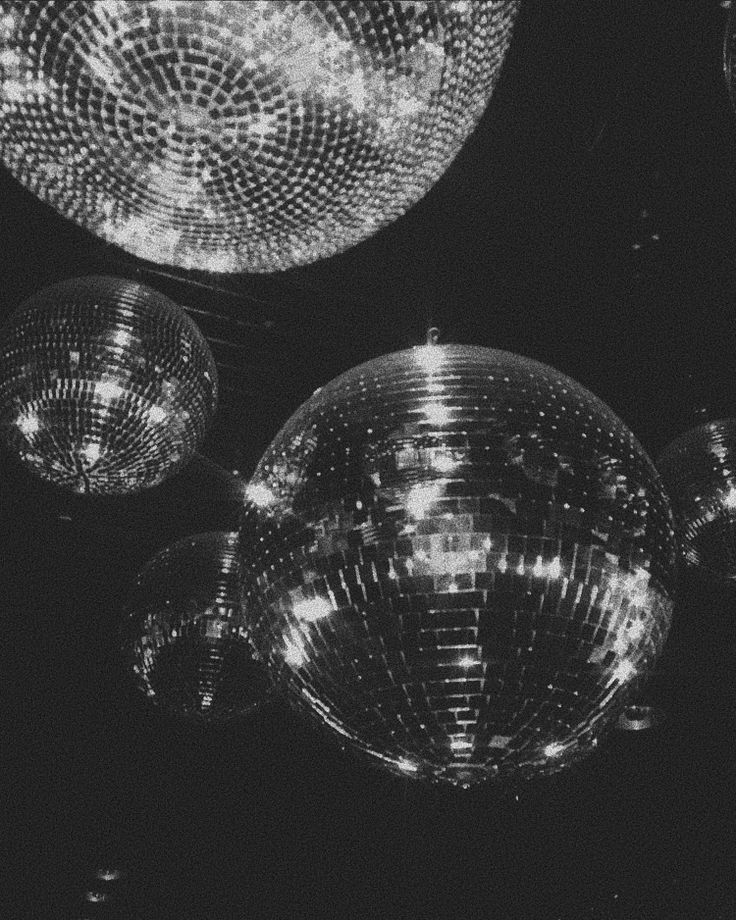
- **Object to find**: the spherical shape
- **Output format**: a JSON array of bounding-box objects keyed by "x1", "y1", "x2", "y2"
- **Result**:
[
  {"x1": 123, "y1": 532, "x2": 269, "y2": 721},
  {"x1": 657, "y1": 420, "x2": 736, "y2": 580},
  {"x1": 0, "y1": 275, "x2": 217, "y2": 495},
  {"x1": 0, "y1": 1, "x2": 518, "y2": 273},
  {"x1": 240, "y1": 344, "x2": 677, "y2": 786}
]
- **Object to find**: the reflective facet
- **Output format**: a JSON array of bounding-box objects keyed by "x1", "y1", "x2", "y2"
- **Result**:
[
  {"x1": 124, "y1": 532, "x2": 269, "y2": 721},
  {"x1": 657, "y1": 420, "x2": 736, "y2": 579},
  {"x1": 240, "y1": 344, "x2": 677, "y2": 786},
  {"x1": 0, "y1": 1, "x2": 518, "y2": 273},
  {"x1": 0, "y1": 275, "x2": 217, "y2": 495}
]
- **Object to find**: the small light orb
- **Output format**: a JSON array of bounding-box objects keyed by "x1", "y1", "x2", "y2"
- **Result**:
[
  {"x1": 657, "y1": 420, "x2": 736, "y2": 580},
  {"x1": 240, "y1": 344, "x2": 677, "y2": 786},
  {"x1": 123, "y1": 532, "x2": 269, "y2": 721},
  {"x1": 0, "y1": 1, "x2": 518, "y2": 273},
  {"x1": 0, "y1": 275, "x2": 217, "y2": 495}
]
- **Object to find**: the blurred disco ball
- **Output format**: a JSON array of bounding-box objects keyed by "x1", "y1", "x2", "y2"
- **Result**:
[
  {"x1": 124, "y1": 532, "x2": 269, "y2": 720},
  {"x1": 725, "y1": 3, "x2": 736, "y2": 115},
  {"x1": 0, "y1": 275, "x2": 217, "y2": 495},
  {"x1": 657, "y1": 420, "x2": 736, "y2": 579},
  {"x1": 0, "y1": 1, "x2": 518, "y2": 273},
  {"x1": 239, "y1": 343, "x2": 677, "y2": 786}
]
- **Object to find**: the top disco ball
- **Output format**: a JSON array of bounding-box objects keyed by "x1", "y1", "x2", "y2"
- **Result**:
[
  {"x1": 657, "y1": 420, "x2": 736, "y2": 580},
  {"x1": 240, "y1": 343, "x2": 677, "y2": 787},
  {"x1": 0, "y1": 1, "x2": 518, "y2": 273},
  {"x1": 0, "y1": 274, "x2": 217, "y2": 495}
]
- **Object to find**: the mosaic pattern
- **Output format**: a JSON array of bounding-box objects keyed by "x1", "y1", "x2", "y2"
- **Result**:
[
  {"x1": 124, "y1": 532, "x2": 269, "y2": 721},
  {"x1": 240, "y1": 344, "x2": 677, "y2": 786},
  {"x1": 0, "y1": 275, "x2": 217, "y2": 495},
  {"x1": 657, "y1": 420, "x2": 736, "y2": 579},
  {"x1": 0, "y1": 1, "x2": 518, "y2": 273}
]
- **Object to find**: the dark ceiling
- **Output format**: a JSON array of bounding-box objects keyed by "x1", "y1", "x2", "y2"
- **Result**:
[{"x1": 3, "y1": 1, "x2": 736, "y2": 918}]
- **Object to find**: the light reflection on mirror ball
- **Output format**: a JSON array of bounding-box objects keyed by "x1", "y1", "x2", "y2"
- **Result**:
[
  {"x1": 0, "y1": 275, "x2": 217, "y2": 495},
  {"x1": 0, "y1": 1, "x2": 518, "y2": 272},
  {"x1": 240, "y1": 343, "x2": 677, "y2": 786},
  {"x1": 124, "y1": 532, "x2": 269, "y2": 721}
]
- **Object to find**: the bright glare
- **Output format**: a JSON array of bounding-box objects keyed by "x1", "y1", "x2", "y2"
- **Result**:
[
  {"x1": 450, "y1": 737, "x2": 473, "y2": 751},
  {"x1": 284, "y1": 638, "x2": 307, "y2": 667},
  {"x1": 147, "y1": 405, "x2": 168, "y2": 424},
  {"x1": 81, "y1": 442, "x2": 102, "y2": 464},
  {"x1": 422, "y1": 402, "x2": 450, "y2": 426},
  {"x1": 405, "y1": 482, "x2": 443, "y2": 519},
  {"x1": 96, "y1": 379, "x2": 125, "y2": 402},
  {"x1": 414, "y1": 344, "x2": 445, "y2": 374},
  {"x1": 293, "y1": 596, "x2": 333, "y2": 622},
  {"x1": 17, "y1": 411, "x2": 40, "y2": 437},
  {"x1": 612, "y1": 659, "x2": 637, "y2": 684},
  {"x1": 724, "y1": 487, "x2": 736, "y2": 509},
  {"x1": 246, "y1": 482, "x2": 276, "y2": 507},
  {"x1": 543, "y1": 742, "x2": 565, "y2": 758}
]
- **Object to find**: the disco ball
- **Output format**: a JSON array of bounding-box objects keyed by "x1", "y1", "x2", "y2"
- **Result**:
[
  {"x1": 725, "y1": 3, "x2": 736, "y2": 116},
  {"x1": 0, "y1": 275, "x2": 217, "y2": 495},
  {"x1": 0, "y1": 1, "x2": 519, "y2": 273},
  {"x1": 657, "y1": 420, "x2": 736, "y2": 579},
  {"x1": 239, "y1": 343, "x2": 677, "y2": 787},
  {"x1": 123, "y1": 531, "x2": 269, "y2": 720}
]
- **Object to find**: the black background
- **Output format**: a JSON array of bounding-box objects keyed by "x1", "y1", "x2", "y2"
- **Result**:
[{"x1": 2, "y1": 2, "x2": 736, "y2": 917}]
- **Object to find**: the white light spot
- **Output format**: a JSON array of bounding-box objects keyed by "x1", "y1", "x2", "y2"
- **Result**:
[
  {"x1": 612, "y1": 659, "x2": 637, "y2": 684},
  {"x1": 414, "y1": 344, "x2": 445, "y2": 373},
  {"x1": 458, "y1": 655, "x2": 475, "y2": 668},
  {"x1": 81, "y1": 442, "x2": 102, "y2": 464},
  {"x1": 422, "y1": 402, "x2": 450, "y2": 426},
  {"x1": 397, "y1": 758, "x2": 419, "y2": 774},
  {"x1": 246, "y1": 482, "x2": 276, "y2": 507},
  {"x1": 293, "y1": 596, "x2": 333, "y2": 622},
  {"x1": 284, "y1": 638, "x2": 307, "y2": 667},
  {"x1": 431, "y1": 451, "x2": 458, "y2": 473},
  {"x1": 724, "y1": 487, "x2": 736, "y2": 509},
  {"x1": 17, "y1": 411, "x2": 40, "y2": 437},
  {"x1": 147, "y1": 405, "x2": 168, "y2": 424},
  {"x1": 450, "y1": 738, "x2": 473, "y2": 752},
  {"x1": 544, "y1": 742, "x2": 565, "y2": 758},
  {"x1": 405, "y1": 482, "x2": 443, "y2": 519},
  {"x1": 96, "y1": 379, "x2": 125, "y2": 402},
  {"x1": 112, "y1": 329, "x2": 132, "y2": 348}
]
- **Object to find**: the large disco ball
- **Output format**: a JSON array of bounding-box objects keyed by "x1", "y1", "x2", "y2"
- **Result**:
[
  {"x1": 240, "y1": 343, "x2": 677, "y2": 786},
  {"x1": 123, "y1": 532, "x2": 269, "y2": 720},
  {"x1": 657, "y1": 420, "x2": 736, "y2": 579},
  {"x1": 0, "y1": 1, "x2": 519, "y2": 273},
  {"x1": 0, "y1": 275, "x2": 217, "y2": 495}
]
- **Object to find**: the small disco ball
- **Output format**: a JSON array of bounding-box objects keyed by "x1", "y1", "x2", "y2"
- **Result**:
[
  {"x1": 123, "y1": 532, "x2": 269, "y2": 720},
  {"x1": 0, "y1": 1, "x2": 518, "y2": 273},
  {"x1": 240, "y1": 343, "x2": 677, "y2": 787},
  {"x1": 657, "y1": 420, "x2": 736, "y2": 579},
  {"x1": 0, "y1": 275, "x2": 217, "y2": 495},
  {"x1": 725, "y1": 2, "x2": 736, "y2": 115}
]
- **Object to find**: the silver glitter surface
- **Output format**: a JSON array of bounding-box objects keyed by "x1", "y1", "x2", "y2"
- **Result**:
[
  {"x1": 657, "y1": 420, "x2": 736, "y2": 580},
  {"x1": 0, "y1": 275, "x2": 217, "y2": 495},
  {"x1": 124, "y1": 532, "x2": 269, "y2": 721},
  {"x1": 240, "y1": 344, "x2": 677, "y2": 786},
  {"x1": 0, "y1": 1, "x2": 518, "y2": 273}
]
